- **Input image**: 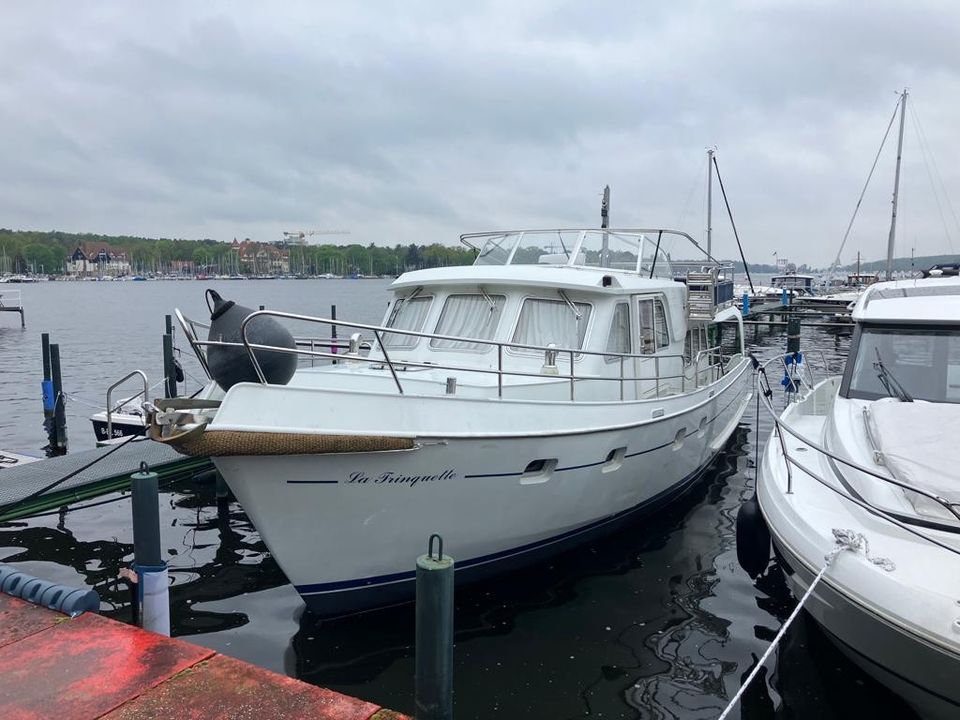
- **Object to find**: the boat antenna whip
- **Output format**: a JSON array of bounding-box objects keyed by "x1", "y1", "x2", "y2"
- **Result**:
[
  {"x1": 711, "y1": 154, "x2": 754, "y2": 294},
  {"x1": 717, "y1": 530, "x2": 894, "y2": 720}
]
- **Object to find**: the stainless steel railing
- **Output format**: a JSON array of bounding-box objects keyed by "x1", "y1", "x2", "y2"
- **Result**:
[
  {"x1": 176, "y1": 309, "x2": 732, "y2": 402},
  {"x1": 755, "y1": 355, "x2": 960, "y2": 540},
  {"x1": 105, "y1": 370, "x2": 149, "y2": 439}
]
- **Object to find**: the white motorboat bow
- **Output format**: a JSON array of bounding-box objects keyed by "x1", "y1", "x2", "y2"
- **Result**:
[
  {"x1": 750, "y1": 276, "x2": 960, "y2": 719},
  {"x1": 150, "y1": 228, "x2": 753, "y2": 615}
]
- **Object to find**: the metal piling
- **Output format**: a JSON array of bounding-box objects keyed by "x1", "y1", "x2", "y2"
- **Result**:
[{"x1": 415, "y1": 534, "x2": 454, "y2": 720}]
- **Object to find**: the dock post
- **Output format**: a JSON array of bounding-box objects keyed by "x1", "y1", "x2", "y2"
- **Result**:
[
  {"x1": 130, "y1": 462, "x2": 170, "y2": 636},
  {"x1": 415, "y1": 534, "x2": 454, "y2": 720},
  {"x1": 49, "y1": 343, "x2": 67, "y2": 455},
  {"x1": 162, "y1": 333, "x2": 176, "y2": 399},
  {"x1": 786, "y1": 316, "x2": 802, "y2": 355},
  {"x1": 40, "y1": 333, "x2": 54, "y2": 420},
  {"x1": 330, "y1": 304, "x2": 338, "y2": 364}
]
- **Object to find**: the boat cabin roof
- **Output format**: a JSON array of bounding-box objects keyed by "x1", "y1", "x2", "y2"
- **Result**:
[
  {"x1": 391, "y1": 263, "x2": 685, "y2": 295},
  {"x1": 853, "y1": 276, "x2": 960, "y2": 324}
]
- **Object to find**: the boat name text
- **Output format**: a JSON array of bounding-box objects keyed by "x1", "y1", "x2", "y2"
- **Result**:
[{"x1": 347, "y1": 469, "x2": 457, "y2": 487}]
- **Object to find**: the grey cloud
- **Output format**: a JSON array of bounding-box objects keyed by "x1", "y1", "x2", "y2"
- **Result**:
[{"x1": 0, "y1": 1, "x2": 958, "y2": 263}]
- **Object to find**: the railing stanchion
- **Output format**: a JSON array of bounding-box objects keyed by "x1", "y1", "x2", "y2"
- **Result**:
[
  {"x1": 569, "y1": 350, "x2": 575, "y2": 401},
  {"x1": 497, "y1": 345, "x2": 503, "y2": 398},
  {"x1": 773, "y1": 422, "x2": 794, "y2": 493},
  {"x1": 619, "y1": 356, "x2": 624, "y2": 401},
  {"x1": 655, "y1": 355, "x2": 660, "y2": 398},
  {"x1": 373, "y1": 329, "x2": 404, "y2": 395}
]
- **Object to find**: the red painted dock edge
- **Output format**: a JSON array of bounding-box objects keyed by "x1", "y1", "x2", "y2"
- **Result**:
[{"x1": 0, "y1": 593, "x2": 408, "y2": 720}]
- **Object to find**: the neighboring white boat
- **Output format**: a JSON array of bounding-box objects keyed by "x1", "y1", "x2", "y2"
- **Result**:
[
  {"x1": 89, "y1": 371, "x2": 150, "y2": 446},
  {"x1": 150, "y1": 228, "x2": 752, "y2": 615},
  {"x1": 90, "y1": 407, "x2": 146, "y2": 445},
  {"x1": 753, "y1": 275, "x2": 960, "y2": 719}
]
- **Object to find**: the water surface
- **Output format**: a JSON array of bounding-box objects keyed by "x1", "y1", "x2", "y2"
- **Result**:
[{"x1": 0, "y1": 281, "x2": 912, "y2": 718}]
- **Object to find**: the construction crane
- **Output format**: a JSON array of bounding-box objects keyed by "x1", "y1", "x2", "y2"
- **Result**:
[{"x1": 280, "y1": 230, "x2": 351, "y2": 246}]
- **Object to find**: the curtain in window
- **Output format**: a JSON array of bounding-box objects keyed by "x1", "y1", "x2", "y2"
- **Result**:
[
  {"x1": 431, "y1": 295, "x2": 505, "y2": 351},
  {"x1": 383, "y1": 296, "x2": 432, "y2": 348},
  {"x1": 513, "y1": 299, "x2": 591, "y2": 350},
  {"x1": 605, "y1": 303, "x2": 630, "y2": 358},
  {"x1": 638, "y1": 299, "x2": 655, "y2": 354}
]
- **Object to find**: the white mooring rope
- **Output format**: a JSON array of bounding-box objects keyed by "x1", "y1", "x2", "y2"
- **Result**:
[{"x1": 717, "y1": 529, "x2": 895, "y2": 720}]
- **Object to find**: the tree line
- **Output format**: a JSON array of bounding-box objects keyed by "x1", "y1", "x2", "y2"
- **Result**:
[{"x1": 0, "y1": 229, "x2": 476, "y2": 276}]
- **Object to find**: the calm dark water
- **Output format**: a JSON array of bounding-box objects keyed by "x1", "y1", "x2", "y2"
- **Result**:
[{"x1": 0, "y1": 281, "x2": 915, "y2": 719}]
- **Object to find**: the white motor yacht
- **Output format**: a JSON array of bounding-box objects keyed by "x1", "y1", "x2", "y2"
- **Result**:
[
  {"x1": 150, "y1": 228, "x2": 752, "y2": 615},
  {"x1": 754, "y1": 276, "x2": 960, "y2": 719}
]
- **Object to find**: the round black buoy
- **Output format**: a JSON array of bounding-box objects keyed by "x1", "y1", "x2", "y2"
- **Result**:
[
  {"x1": 736, "y1": 492, "x2": 771, "y2": 578},
  {"x1": 205, "y1": 289, "x2": 298, "y2": 390}
]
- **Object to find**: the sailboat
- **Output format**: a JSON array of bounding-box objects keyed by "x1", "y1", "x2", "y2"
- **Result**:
[{"x1": 800, "y1": 89, "x2": 912, "y2": 315}]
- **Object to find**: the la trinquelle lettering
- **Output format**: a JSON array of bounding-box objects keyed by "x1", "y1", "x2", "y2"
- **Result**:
[{"x1": 347, "y1": 469, "x2": 457, "y2": 487}]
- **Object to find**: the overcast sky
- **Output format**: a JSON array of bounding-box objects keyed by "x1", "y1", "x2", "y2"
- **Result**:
[{"x1": 2, "y1": 1, "x2": 959, "y2": 265}]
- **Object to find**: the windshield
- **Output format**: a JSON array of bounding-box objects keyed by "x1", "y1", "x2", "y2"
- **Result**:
[{"x1": 845, "y1": 325, "x2": 960, "y2": 403}]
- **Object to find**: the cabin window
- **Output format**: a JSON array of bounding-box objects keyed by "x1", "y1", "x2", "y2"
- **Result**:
[
  {"x1": 605, "y1": 303, "x2": 631, "y2": 361},
  {"x1": 430, "y1": 293, "x2": 506, "y2": 351},
  {"x1": 512, "y1": 298, "x2": 592, "y2": 350},
  {"x1": 638, "y1": 298, "x2": 669, "y2": 354},
  {"x1": 383, "y1": 295, "x2": 432, "y2": 348}
]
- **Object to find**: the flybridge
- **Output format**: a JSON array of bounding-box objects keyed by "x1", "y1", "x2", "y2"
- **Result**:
[{"x1": 458, "y1": 228, "x2": 717, "y2": 278}]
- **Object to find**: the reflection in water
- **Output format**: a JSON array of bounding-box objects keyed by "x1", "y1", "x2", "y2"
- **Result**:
[{"x1": 0, "y1": 323, "x2": 918, "y2": 718}]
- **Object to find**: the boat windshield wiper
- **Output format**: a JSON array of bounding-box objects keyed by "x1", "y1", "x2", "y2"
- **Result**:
[
  {"x1": 558, "y1": 289, "x2": 582, "y2": 346},
  {"x1": 873, "y1": 348, "x2": 914, "y2": 402},
  {"x1": 557, "y1": 290, "x2": 582, "y2": 321}
]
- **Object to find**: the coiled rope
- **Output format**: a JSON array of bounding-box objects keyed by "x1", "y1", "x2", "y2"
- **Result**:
[{"x1": 717, "y1": 529, "x2": 895, "y2": 720}]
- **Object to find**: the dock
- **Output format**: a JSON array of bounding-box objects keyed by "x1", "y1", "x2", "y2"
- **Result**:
[
  {"x1": 0, "y1": 289, "x2": 24, "y2": 327},
  {"x1": 0, "y1": 591, "x2": 407, "y2": 719},
  {"x1": 0, "y1": 440, "x2": 211, "y2": 522}
]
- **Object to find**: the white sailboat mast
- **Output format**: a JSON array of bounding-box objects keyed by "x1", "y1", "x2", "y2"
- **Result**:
[
  {"x1": 885, "y1": 89, "x2": 908, "y2": 280},
  {"x1": 706, "y1": 148, "x2": 714, "y2": 257}
]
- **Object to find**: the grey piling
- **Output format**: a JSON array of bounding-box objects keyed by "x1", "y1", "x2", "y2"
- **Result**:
[
  {"x1": 41, "y1": 333, "x2": 51, "y2": 381},
  {"x1": 215, "y1": 471, "x2": 229, "y2": 499},
  {"x1": 162, "y1": 333, "x2": 176, "y2": 399},
  {"x1": 331, "y1": 304, "x2": 338, "y2": 364},
  {"x1": 49, "y1": 343, "x2": 67, "y2": 454},
  {"x1": 415, "y1": 534, "x2": 454, "y2": 720},
  {"x1": 131, "y1": 462, "x2": 170, "y2": 636},
  {"x1": 41, "y1": 333, "x2": 53, "y2": 419},
  {"x1": 786, "y1": 316, "x2": 802, "y2": 354}
]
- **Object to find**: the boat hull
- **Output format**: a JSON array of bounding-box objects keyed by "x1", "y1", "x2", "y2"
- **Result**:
[
  {"x1": 91, "y1": 413, "x2": 146, "y2": 444},
  {"x1": 214, "y1": 369, "x2": 752, "y2": 615},
  {"x1": 770, "y1": 531, "x2": 960, "y2": 720}
]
